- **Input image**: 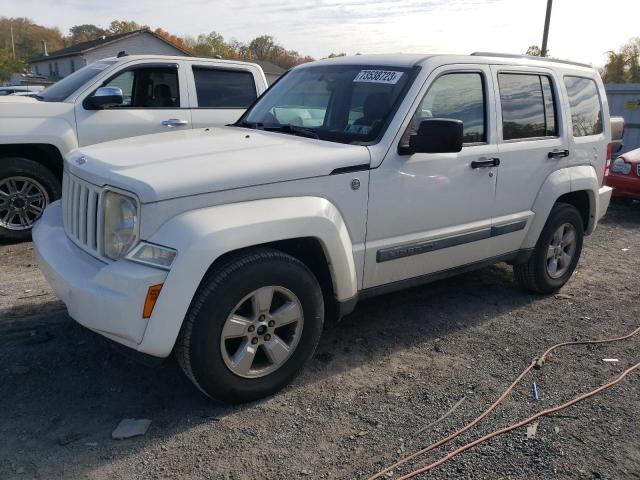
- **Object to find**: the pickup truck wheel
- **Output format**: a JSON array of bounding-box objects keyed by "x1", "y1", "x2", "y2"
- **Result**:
[
  {"x1": 513, "y1": 202, "x2": 584, "y2": 294},
  {"x1": 176, "y1": 248, "x2": 324, "y2": 403},
  {"x1": 0, "y1": 158, "x2": 60, "y2": 242}
]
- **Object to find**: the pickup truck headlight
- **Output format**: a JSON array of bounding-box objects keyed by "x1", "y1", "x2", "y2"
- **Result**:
[
  {"x1": 126, "y1": 242, "x2": 177, "y2": 270},
  {"x1": 103, "y1": 190, "x2": 139, "y2": 260},
  {"x1": 611, "y1": 157, "x2": 632, "y2": 175}
]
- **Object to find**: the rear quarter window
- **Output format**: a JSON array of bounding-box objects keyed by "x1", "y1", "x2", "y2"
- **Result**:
[{"x1": 563, "y1": 76, "x2": 603, "y2": 137}]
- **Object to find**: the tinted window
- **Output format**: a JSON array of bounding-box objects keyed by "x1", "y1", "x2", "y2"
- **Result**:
[
  {"x1": 499, "y1": 73, "x2": 557, "y2": 140},
  {"x1": 413, "y1": 72, "x2": 486, "y2": 144},
  {"x1": 104, "y1": 66, "x2": 180, "y2": 108},
  {"x1": 193, "y1": 68, "x2": 257, "y2": 108},
  {"x1": 564, "y1": 76, "x2": 603, "y2": 137}
]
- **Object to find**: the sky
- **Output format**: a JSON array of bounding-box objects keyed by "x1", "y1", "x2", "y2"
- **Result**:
[{"x1": 1, "y1": 0, "x2": 638, "y2": 67}]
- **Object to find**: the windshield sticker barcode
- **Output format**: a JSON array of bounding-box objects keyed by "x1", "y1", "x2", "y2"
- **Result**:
[{"x1": 353, "y1": 70, "x2": 403, "y2": 84}]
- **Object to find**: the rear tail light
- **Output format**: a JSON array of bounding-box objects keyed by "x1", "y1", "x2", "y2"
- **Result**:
[{"x1": 604, "y1": 143, "x2": 613, "y2": 178}]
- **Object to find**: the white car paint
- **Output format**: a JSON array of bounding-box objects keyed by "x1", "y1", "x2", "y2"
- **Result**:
[{"x1": 34, "y1": 53, "x2": 612, "y2": 359}]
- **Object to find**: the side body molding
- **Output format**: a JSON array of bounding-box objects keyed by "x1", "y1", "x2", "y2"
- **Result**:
[
  {"x1": 137, "y1": 196, "x2": 358, "y2": 357},
  {"x1": 522, "y1": 166, "x2": 600, "y2": 249}
]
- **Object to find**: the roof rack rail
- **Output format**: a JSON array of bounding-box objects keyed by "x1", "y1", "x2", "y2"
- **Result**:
[{"x1": 470, "y1": 52, "x2": 592, "y2": 69}]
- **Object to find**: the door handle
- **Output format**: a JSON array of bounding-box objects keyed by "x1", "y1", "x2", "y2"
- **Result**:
[
  {"x1": 162, "y1": 118, "x2": 189, "y2": 127},
  {"x1": 548, "y1": 149, "x2": 570, "y2": 159},
  {"x1": 471, "y1": 157, "x2": 500, "y2": 169}
]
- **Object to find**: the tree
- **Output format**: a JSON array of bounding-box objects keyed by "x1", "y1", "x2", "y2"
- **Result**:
[
  {"x1": 69, "y1": 24, "x2": 108, "y2": 44},
  {"x1": 154, "y1": 28, "x2": 189, "y2": 52},
  {"x1": 602, "y1": 51, "x2": 628, "y2": 83},
  {"x1": 249, "y1": 35, "x2": 277, "y2": 61},
  {"x1": 526, "y1": 45, "x2": 545, "y2": 57},
  {"x1": 108, "y1": 20, "x2": 148, "y2": 35}
]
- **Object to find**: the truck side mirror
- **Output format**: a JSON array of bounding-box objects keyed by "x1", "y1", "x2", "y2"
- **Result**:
[
  {"x1": 87, "y1": 87, "x2": 124, "y2": 109},
  {"x1": 402, "y1": 118, "x2": 464, "y2": 155}
]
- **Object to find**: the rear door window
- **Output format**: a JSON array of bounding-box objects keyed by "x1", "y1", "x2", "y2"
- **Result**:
[
  {"x1": 192, "y1": 67, "x2": 257, "y2": 108},
  {"x1": 563, "y1": 76, "x2": 603, "y2": 137},
  {"x1": 498, "y1": 73, "x2": 557, "y2": 140}
]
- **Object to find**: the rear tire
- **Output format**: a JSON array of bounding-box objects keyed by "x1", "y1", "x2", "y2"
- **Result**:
[
  {"x1": 514, "y1": 202, "x2": 584, "y2": 294},
  {"x1": 0, "y1": 157, "x2": 61, "y2": 243},
  {"x1": 176, "y1": 247, "x2": 324, "y2": 403}
]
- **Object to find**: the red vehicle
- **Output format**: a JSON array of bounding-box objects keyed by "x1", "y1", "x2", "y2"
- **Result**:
[{"x1": 606, "y1": 147, "x2": 640, "y2": 203}]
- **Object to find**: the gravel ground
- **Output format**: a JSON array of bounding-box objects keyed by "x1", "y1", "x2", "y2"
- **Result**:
[{"x1": 0, "y1": 203, "x2": 639, "y2": 480}]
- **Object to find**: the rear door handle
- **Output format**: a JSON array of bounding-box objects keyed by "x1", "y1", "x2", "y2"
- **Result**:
[
  {"x1": 548, "y1": 149, "x2": 569, "y2": 159},
  {"x1": 471, "y1": 157, "x2": 500, "y2": 169},
  {"x1": 162, "y1": 118, "x2": 189, "y2": 127}
]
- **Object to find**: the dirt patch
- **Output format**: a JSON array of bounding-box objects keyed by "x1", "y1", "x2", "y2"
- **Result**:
[{"x1": 1, "y1": 204, "x2": 639, "y2": 479}]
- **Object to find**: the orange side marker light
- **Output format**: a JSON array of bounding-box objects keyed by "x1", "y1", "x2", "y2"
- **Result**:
[{"x1": 143, "y1": 283, "x2": 164, "y2": 319}]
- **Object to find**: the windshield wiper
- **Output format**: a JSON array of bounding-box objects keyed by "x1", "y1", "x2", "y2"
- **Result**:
[
  {"x1": 264, "y1": 124, "x2": 319, "y2": 139},
  {"x1": 235, "y1": 120, "x2": 264, "y2": 129}
]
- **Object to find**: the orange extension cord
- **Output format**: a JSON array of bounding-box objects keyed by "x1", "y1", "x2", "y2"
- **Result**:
[{"x1": 368, "y1": 325, "x2": 640, "y2": 480}]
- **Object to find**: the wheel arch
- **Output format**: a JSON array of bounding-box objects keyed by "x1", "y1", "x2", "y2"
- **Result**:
[
  {"x1": 0, "y1": 144, "x2": 64, "y2": 181},
  {"x1": 523, "y1": 166, "x2": 600, "y2": 249}
]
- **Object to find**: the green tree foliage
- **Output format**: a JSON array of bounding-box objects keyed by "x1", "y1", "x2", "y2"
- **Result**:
[
  {"x1": 602, "y1": 37, "x2": 640, "y2": 83},
  {"x1": 526, "y1": 45, "x2": 545, "y2": 57},
  {"x1": 108, "y1": 20, "x2": 148, "y2": 35},
  {"x1": 69, "y1": 24, "x2": 108, "y2": 44}
]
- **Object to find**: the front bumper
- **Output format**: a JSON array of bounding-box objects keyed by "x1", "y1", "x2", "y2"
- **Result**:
[
  {"x1": 33, "y1": 201, "x2": 168, "y2": 351},
  {"x1": 605, "y1": 173, "x2": 640, "y2": 200}
]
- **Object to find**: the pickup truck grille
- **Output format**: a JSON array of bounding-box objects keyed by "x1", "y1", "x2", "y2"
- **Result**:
[{"x1": 62, "y1": 172, "x2": 102, "y2": 256}]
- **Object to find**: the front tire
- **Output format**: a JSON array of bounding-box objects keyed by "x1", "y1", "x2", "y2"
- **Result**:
[
  {"x1": 514, "y1": 202, "x2": 584, "y2": 294},
  {"x1": 0, "y1": 158, "x2": 61, "y2": 242},
  {"x1": 176, "y1": 248, "x2": 324, "y2": 403}
]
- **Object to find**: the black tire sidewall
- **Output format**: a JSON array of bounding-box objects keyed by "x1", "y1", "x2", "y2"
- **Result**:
[
  {"x1": 0, "y1": 157, "x2": 61, "y2": 242},
  {"x1": 188, "y1": 255, "x2": 324, "y2": 402},
  {"x1": 534, "y1": 204, "x2": 584, "y2": 291}
]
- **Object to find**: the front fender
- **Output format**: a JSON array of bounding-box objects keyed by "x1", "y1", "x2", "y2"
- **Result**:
[
  {"x1": 0, "y1": 116, "x2": 77, "y2": 155},
  {"x1": 137, "y1": 196, "x2": 357, "y2": 357}
]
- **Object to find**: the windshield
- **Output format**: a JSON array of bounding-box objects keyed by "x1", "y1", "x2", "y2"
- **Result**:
[
  {"x1": 238, "y1": 64, "x2": 416, "y2": 144},
  {"x1": 38, "y1": 61, "x2": 117, "y2": 102}
]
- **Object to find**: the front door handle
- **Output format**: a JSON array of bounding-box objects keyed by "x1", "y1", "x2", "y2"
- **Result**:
[
  {"x1": 548, "y1": 149, "x2": 570, "y2": 159},
  {"x1": 471, "y1": 157, "x2": 500, "y2": 169},
  {"x1": 162, "y1": 118, "x2": 189, "y2": 127}
]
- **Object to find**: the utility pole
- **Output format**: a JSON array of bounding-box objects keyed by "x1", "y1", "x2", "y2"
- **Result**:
[
  {"x1": 541, "y1": 0, "x2": 553, "y2": 57},
  {"x1": 10, "y1": 21, "x2": 16, "y2": 59}
]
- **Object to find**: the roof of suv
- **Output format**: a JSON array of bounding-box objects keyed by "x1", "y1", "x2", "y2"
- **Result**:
[{"x1": 304, "y1": 53, "x2": 595, "y2": 72}]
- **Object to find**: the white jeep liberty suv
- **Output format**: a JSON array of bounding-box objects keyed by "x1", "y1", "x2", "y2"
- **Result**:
[{"x1": 34, "y1": 53, "x2": 613, "y2": 402}]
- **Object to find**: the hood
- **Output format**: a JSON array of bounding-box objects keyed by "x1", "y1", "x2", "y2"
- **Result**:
[
  {"x1": 0, "y1": 96, "x2": 39, "y2": 103},
  {"x1": 67, "y1": 127, "x2": 371, "y2": 203},
  {"x1": 0, "y1": 97, "x2": 73, "y2": 116}
]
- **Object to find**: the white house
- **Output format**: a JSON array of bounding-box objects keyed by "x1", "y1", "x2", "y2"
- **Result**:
[{"x1": 29, "y1": 29, "x2": 191, "y2": 81}]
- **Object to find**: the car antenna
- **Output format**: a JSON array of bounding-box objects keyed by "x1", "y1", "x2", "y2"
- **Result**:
[{"x1": 117, "y1": 50, "x2": 128, "y2": 58}]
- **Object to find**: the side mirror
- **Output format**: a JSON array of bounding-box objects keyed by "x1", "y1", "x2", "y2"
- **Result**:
[
  {"x1": 402, "y1": 118, "x2": 464, "y2": 155},
  {"x1": 87, "y1": 86, "x2": 123, "y2": 109}
]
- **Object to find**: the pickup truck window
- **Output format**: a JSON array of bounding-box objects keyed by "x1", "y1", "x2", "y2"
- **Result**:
[
  {"x1": 193, "y1": 67, "x2": 257, "y2": 108},
  {"x1": 104, "y1": 66, "x2": 180, "y2": 108},
  {"x1": 238, "y1": 65, "x2": 415, "y2": 144},
  {"x1": 411, "y1": 72, "x2": 486, "y2": 145},
  {"x1": 37, "y1": 61, "x2": 117, "y2": 102},
  {"x1": 498, "y1": 73, "x2": 557, "y2": 141},
  {"x1": 563, "y1": 76, "x2": 603, "y2": 137}
]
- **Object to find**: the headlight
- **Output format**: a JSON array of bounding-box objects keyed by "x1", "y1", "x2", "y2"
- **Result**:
[
  {"x1": 611, "y1": 158, "x2": 632, "y2": 175},
  {"x1": 103, "y1": 190, "x2": 139, "y2": 260},
  {"x1": 126, "y1": 242, "x2": 177, "y2": 270}
]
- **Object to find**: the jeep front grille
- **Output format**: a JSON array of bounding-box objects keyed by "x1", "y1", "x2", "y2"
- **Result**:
[{"x1": 62, "y1": 172, "x2": 102, "y2": 256}]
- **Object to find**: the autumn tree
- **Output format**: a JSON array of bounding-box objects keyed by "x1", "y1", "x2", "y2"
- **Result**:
[
  {"x1": 601, "y1": 37, "x2": 640, "y2": 83},
  {"x1": 108, "y1": 20, "x2": 148, "y2": 35}
]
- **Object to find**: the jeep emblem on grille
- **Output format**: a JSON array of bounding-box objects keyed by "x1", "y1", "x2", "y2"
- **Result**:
[{"x1": 76, "y1": 156, "x2": 87, "y2": 165}]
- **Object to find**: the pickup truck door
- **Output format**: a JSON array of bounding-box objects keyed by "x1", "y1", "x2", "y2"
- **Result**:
[
  {"x1": 186, "y1": 60, "x2": 263, "y2": 128},
  {"x1": 363, "y1": 65, "x2": 500, "y2": 289},
  {"x1": 488, "y1": 65, "x2": 569, "y2": 256},
  {"x1": 75, "y1": 60, "x2": 192, "y2": 147}
]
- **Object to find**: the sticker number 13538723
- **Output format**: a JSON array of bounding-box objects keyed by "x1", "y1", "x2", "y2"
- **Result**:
[{"x1": 353, "y1": 70, "x2": 404, "y2": 84}]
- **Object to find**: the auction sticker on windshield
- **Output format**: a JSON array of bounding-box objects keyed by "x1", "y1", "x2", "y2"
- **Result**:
[{"x1": 354, "y1": 70, "x2": 404, "y2": 84}]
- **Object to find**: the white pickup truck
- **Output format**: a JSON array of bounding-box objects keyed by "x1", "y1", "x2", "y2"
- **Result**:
[
  {"x1": 34, "y1": 53, "x2": 612, "y2": 402},
  {"x1": 0, "y1": 54, "x2": 268, "y2": 241}
]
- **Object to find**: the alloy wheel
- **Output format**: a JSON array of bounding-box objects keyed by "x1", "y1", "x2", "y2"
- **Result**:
[
  {"x1": 0, "y1": 176, "x2": 49, "y2": 231},
  {"x1": 546, "y1": 222, "x2": 577, "y2": 279}
]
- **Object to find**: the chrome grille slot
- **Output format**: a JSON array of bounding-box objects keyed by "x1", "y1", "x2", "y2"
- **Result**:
[{"x1": 62, "y1": 172, "x2": 102, "y2": 257}]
